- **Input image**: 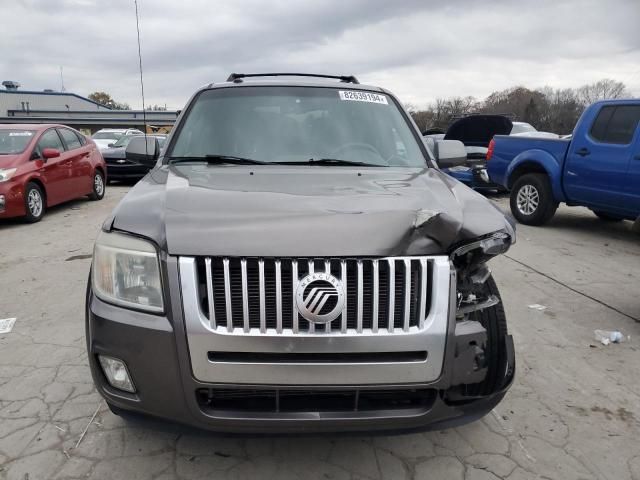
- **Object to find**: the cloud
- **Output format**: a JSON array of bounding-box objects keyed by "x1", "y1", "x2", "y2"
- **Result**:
[{"x1": 2, "y1": 0, "x2": 639, "y2": 109}]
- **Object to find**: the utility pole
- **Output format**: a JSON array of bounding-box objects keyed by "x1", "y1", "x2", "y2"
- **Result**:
[{"x1": 60, "y1": 66, "x2": 65, "y2": 92}]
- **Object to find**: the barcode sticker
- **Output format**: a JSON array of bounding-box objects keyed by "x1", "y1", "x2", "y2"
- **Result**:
[{"x1": 339, "y1": 90, "x2": 388, "y2": 105}]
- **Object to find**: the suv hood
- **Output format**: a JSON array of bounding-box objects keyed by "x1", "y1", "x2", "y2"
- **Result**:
[{"x1": 107, "y1": 165, "x2": 513, "y2": 257}]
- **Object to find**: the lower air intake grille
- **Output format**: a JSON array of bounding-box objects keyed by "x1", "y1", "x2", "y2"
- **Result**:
[{"x1": 196, "y1": 388, "x2": 437, "y2": 414}]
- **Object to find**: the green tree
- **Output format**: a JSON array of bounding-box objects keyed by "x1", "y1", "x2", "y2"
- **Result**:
[{"x1": 88, "y1": 91, "x2": 131, "y2": 110}]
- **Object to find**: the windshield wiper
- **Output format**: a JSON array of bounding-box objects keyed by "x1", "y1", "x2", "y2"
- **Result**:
[
  {"x1": 168, "y1": 155, "x2": 268, "y2": 165},
  {"x1": 276, "y1": 158, "x2": 384, "y2": 167}
]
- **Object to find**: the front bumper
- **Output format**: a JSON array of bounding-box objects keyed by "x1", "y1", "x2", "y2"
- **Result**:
[
  {"x1": 444, "y1": 167, "x2": 506, "y2": 191},
  {"x1": 86, "y1": 257, "x2": 515, "y2": 433},
  {"x1": 104, "y1": 161, "x2": 150, "y2": 180},
  {"x1": 0, "y1": 181, "x2": 26, "y2": 219}
]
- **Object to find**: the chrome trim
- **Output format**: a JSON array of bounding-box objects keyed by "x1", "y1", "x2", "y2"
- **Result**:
[
  {"x1": 403, "y1": 259, "x2": 411, "y2": 332},
  {"x1": 387, "y1": 259, "x2": 395, "y2": 333},
  {"x1": 419, "y1": 258, "x2": 427, "y2": 329},
  {"x1": 241, "y1": 259, "x2": 249, "y2": 333},
  {"x1": 179, "y1": 256, "x2": 452, "y2": 385},
  {"x1": 372, "y1": 259, "x2": 379, "y2": 333},
  {"x1": 259, "y1": 259, "x2": 266, "y2": 333},
  {"x1": 340, "y1": 260, "x2": 347, "y2": 334},
  {"x1": 223, "y1": 258, "x2": 232, "y2": 332},
  {"x1": 205, "y1": 258, "x2": 216, "y2": 329},
  {"x1": 307, "y1": 259, "x2": 315, "y2": 333},
  {"x1": 292, "y1": 260, "x2": 299, "y2": 334},
  {"x1": 275, "y1": 259, "x2": 282, "y2": 334},
  {"x1": 356, "y1": 260, "x2": 363, "y2": 333},
  {"x1": 325, "y1": 260, "x2": 331, "y2": 333}
]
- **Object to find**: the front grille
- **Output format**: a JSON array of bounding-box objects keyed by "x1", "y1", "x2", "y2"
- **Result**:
[
  {"x1": 196, "y1": 387, "x2": 437, "y2": 414},
  {"x1": 194, "y1": 257, "x2": 433, "y2": 334}
]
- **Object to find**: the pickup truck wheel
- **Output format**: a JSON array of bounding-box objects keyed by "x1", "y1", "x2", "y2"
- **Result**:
[
  {"x1": 510, "y1": 173, "x2": 558, "y2": 225},
  {"x1": 593, "y1": 211, "x2": 623, "y2": 222}
]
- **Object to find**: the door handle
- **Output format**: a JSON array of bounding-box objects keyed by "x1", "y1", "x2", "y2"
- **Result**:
[{"x1": 576, "y1": 148, "x2": 590, "y2": 157}]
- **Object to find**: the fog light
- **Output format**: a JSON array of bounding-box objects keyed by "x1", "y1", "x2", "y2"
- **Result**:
[
  {"x1": 99, "y1": 355, "x2": 136, "y2": 393},
  {"x1": 0, "y1": 195, "x2": 5, "y2": 212}
]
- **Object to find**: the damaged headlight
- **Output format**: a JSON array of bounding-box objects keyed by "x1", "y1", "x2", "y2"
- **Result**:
[
  {"x1": 92, "y1": 231, "x2": 164, "y2": 313},
  {"x1": 450, "y1": 231, "x2": 513, "y2": 271}
]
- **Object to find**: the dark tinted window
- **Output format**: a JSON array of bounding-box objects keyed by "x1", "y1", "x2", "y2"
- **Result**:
[
  {"x1": 59, "y1": 128, "x2": 82, "y2": 150},
  {"x1": 38, "y1": 129, "x2": 64, "y2": 152},
  {"x1": 590, "y1": 105, "x2": 640, "y2": 144}
]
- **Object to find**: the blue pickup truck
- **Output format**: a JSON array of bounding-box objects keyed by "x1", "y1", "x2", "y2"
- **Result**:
[{"x1": 487, "y1": 99, "x2": 640, "y2": 225}]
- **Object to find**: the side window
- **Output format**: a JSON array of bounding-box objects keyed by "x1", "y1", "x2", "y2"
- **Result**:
[
  {"x1": 589, "y1": 105, "x2": 640, "y2": 144},
  {"x1": 58, "y1": 128, "x2": 82, "y2": 150},
  {"x1": 74, "y1": 131, "x2": 87, "y2": 146},
  {"x1": 37, "y1": 129, "x2": 65, "y2": 154}
]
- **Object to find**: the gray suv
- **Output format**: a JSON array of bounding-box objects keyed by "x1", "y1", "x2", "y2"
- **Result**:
[{"x1": 86, "y1": 73, "x2": 515, "y2": 433}]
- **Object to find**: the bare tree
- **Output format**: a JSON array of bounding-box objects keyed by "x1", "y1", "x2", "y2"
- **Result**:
[{"x1": 577, "y1": 79, "x2": 629, "y2": 106}]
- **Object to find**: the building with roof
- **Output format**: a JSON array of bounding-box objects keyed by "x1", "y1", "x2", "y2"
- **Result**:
[{"x1": 0, "y1": 81, "x2": 178, "y2": 134}]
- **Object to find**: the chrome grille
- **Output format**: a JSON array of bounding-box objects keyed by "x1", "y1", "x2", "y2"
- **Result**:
[{"x1": 194, "y1": 257, "x2": 433, "y2": 334}]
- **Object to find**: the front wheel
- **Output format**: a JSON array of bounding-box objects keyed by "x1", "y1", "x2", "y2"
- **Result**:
[
  {"x1": 89, "y1": 170, "x2": 105, "y2": 201},
  {"x1": 510, "y1": 173, "x2": 558, "y2": 225},
  {"x1": 24, "y1": 182, "x2": 45, "y2": 223}
]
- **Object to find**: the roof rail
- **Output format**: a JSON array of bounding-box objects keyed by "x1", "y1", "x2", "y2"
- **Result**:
[{"x1": 226, "y1": 73, "x2": 359, "y2": 84}]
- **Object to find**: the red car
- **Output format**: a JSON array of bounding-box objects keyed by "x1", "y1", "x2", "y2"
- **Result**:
[{"x1": 0, "y1": 124, "x2": 106, "y2": 222}]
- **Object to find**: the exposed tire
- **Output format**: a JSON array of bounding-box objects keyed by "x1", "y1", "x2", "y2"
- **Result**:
[
  {"x1": 593, "y1": 210, "x2": 623, "y2": 222},
  {"x1": 23, "y1": 182, "x2": 45, "y2": 223},
  {"x1": 89, "y1": 170, "x2": 105, "y2": 201},
  {"x1": 465, "y1": 275, "x2": 508, "y2": 396},
  {"x1": 510, "y1": 173, "x2": 558, "y2": 225}
]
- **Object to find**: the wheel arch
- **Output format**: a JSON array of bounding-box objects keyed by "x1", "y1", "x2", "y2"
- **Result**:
[
  {"x1": 25, "y1": 176, "x2": 48, "y2": 206},
  {"x1": 506, "y1": 151, "x2": 565, "y2": 202}
]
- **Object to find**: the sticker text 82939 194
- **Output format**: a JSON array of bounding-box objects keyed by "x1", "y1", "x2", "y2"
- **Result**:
[{"x1": 339, "y1": 91, "x2": 388, "y2": 105}]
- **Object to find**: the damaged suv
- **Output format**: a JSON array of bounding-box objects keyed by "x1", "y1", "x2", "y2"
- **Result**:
[{"x1": 86, "y1": 73, "x2": 515, "y2": 433}]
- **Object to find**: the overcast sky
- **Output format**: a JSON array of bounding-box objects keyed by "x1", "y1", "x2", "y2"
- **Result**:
[{"x1": 3, "y1": 0, "x2": 639, "y2": 110}]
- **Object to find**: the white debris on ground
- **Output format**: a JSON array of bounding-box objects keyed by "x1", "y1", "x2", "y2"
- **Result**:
[
  {"x1": 528, "y1": 304, "x2": 547, "y2": 311},
  {"x1": 594, "y1": 329, "x2": 629, "y2": 345},
  {"x1": 0, "y1": 318, "x2": 17, "y2": 334}
]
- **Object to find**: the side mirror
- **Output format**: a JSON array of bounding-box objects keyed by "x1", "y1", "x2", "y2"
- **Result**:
[
  {"x1": 434, "y1": 140, "x2": 467, "y2": 169},
  {"x1": 125, "y1": 136, "x2": 160, "y2": 167},
  {"x1": 107, "y1": 143, "x2": 115, "y2": 148},
  {"x1": 42, "y1": 148, "x2": 61, "y2": 159}
]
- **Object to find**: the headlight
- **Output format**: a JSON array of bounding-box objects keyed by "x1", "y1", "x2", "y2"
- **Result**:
[
  {"x1": 0, "y1": 168, "x2": 17, "y2": 182},
  {"x1": 451, "y1": 231, "x2": 513, "y2": 269},
  {"x1": 92, "y1": 231, "x2": 164, "y2": 312}
]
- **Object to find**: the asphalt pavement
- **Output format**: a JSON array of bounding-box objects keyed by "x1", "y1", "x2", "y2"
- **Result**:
[{"x1": 0, "y1": 185, "x2": 638, "y2": 480}]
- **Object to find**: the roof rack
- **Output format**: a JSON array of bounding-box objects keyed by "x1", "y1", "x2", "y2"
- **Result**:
[{"x1": 226, "y1": 73, "x2": 360, "y2": 84}]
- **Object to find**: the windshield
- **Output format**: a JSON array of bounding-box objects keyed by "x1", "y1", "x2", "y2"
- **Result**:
[
  {"x1": 0, "y1": 129, "x2": 36, "y2": 154},
  {"x1": 169, "y1": 86, "x2": 426, "y2": 167},
  {"x1": 510, "y1": 122, "x2": 536, "y2": 134},
  {"x1": 93, "y1": 131, "x2": 123, "y2": 140}
]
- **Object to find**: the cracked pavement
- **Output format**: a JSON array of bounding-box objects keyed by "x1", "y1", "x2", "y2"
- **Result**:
[{"x1": 1, "y1": 186, "x2": 639, "y2": 480}]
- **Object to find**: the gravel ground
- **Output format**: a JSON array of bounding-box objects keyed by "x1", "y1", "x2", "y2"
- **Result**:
[{"x1": 0, "y1": 185, "x2": 639, "y2": 480}]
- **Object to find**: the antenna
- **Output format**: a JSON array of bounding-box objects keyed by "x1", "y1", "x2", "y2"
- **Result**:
[
  {"x1": 60, "y1": 66, "x2": 65, "y2": 92},
  {"x1": 134, "y1": 0, "x2": 148, "y2": 138}
]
